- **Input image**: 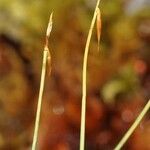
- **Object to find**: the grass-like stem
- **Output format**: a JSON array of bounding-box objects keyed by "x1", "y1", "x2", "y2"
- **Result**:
[
  {"x1": 80, "y1": 1, "x2": 101, "y2": 150},
  {"x1": 114, "y1": 100, "x2": 150, "y2": 150},
  {"x1": 31, "y1": 49, "x2": 48, "y2": 150},
  {"x1": 32, "y1": 13, "x2": 53, "y2": 150}
]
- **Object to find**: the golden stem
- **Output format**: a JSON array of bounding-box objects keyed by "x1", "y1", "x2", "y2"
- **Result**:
[
  {"x1": 32, "y1": 49, "x2": 48, "y2": 150},
  {"x1": 80, "y1": 1, "x2": 101, "y2": 150}
]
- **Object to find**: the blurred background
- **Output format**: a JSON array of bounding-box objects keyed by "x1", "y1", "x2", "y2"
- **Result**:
[{"x1": 0, "y1": 0, "x2": 150, "y2": 149}]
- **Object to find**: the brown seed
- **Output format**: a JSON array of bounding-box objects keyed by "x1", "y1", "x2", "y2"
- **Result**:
[
  {"x1": 45, "y1": 12, "x2": 53, "y2": 76},
  {"x1": 96, "y1": 7, "x2": 102, "y2": 51}
]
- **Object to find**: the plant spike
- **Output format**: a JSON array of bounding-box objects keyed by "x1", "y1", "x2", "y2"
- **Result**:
[
  {"x1": 46, "y1": 12, "x2": 53, "y2": 75},
  {"x1": 32, "y1": 12, "x2": 53, "y2": 150},
  {"x1": 80, "y1": 0, "x2": 101, "y2": 150}
]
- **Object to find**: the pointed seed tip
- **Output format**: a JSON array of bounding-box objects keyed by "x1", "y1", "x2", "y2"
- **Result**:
[
  {"x1": 50, "y1": 12, "x2": 53, "y2": 21},
  {"x1": 46, "y1": 12, "x2": 53, "y2": 38}
]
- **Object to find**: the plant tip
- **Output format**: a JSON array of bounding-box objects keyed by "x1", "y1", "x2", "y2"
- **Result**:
[
  {"x1": 45, "y1": 12, "x2": 53, "y2": 48},
  {"x1": 46, "y1": 12, "x2": 53, "y2": 38}
]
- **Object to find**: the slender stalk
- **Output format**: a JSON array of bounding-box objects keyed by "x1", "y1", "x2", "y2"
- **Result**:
[
  {"x1": 114, "y1": 100, "x2": 150, "y2": 150},
  {"x1": 80, "y1": 1, "x2": 101, "y2": 150},
  {"x1": 32, "y1": 49, "x2": 48, "y2": 150},
  {"x1": 32, "y1": 13, "x2": 53, "y2": 150}
]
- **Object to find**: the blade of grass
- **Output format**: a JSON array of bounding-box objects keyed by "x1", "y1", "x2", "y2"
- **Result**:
[
  {"x1": 80, "y1": 1, "x2": 101, "y2": 150},
  {"x1": 114, "y1": 100, "x2": 150, "y2": 150},
  {"x1": 32, "y1": 13, "x2": 53, "y2": 150}
]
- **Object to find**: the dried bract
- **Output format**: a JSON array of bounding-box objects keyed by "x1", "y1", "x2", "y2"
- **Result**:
[{"x1": 96, "y1": 7, "x2": 102, "y2": 51}]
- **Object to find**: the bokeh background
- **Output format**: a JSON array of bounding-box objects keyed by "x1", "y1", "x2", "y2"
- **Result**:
[{"x1": 0, "y1": 0, "x2": 150, "y2": 149}]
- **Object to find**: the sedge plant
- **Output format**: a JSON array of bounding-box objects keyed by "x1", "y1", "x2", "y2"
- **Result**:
[
  {"x1": 80, "y1": 0, "x2": 102, "y2": 150},
  {"x1": 31, "y1": 13, "x2": 53, "y2": 150},
  {"x1": 30, "y1": 3, "x2": 150, "y2": 150},
  {"x1": 79, "y1": 1, "x2": 150, "y2": 150}
]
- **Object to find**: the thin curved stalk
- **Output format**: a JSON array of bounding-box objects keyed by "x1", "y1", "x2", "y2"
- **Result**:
[
  {"x1": 32, "y1": 13, "x2": 53, "y2": 150},
  {"x1": 114, "y1": 100, "x2": 150, "y2": 150},
  {"x1": 80, "y1": 1, "x2": 101, "y2": 150}
]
